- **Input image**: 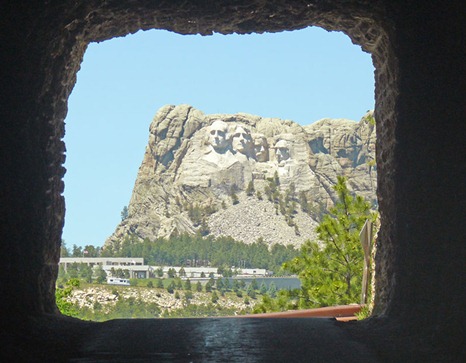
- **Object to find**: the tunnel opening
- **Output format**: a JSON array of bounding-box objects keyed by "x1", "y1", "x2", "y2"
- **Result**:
[
  {"x1": 11, "y1": 1, "x2": 456, "y2": 361},
  {"x1": 59, "y1": 26, "x2": 378, "y2": 320}
]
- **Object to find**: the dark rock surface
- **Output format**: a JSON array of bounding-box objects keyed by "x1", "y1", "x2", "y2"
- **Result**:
[{"x1": 1, "y1": 0, "x2": 464, "y2": 362}]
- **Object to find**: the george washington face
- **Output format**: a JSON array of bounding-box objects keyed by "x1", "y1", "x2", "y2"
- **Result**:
[{"x1": 208, "y1": 120, "x2": 229, "y2": 152}]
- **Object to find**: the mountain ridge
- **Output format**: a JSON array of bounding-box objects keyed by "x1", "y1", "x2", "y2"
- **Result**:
[{"x1": 104, "y1": 104, "x2": 376, "y2": 250}]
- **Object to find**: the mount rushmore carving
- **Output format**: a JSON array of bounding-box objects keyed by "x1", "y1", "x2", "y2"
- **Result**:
[
  {"x1": 105, "y1": 104, "x2": 376, "y2": 249},
  {"x1": 205, "y1": 119, "x2": 287, "y2": 164}
]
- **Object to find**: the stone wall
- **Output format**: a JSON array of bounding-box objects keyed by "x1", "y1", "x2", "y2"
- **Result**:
[
  {"x1": 1, "y1": 0, "x2": 464, "y2": 360},
  {"x1": 1, "y1": 0, "x2": 393, "y2": 316}
]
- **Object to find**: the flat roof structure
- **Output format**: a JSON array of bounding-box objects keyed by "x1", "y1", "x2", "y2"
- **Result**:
[{"x1": 59, "y1": 257, "x2": 144, "y2": 265}]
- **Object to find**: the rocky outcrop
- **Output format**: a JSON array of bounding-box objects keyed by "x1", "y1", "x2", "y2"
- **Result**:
[
  {"x1": 305, "y1": 116, "x2": 377, "y2": 207},
  {"x1": 105, "y1": 105, "x2": 376, "y2": 250},
  {"x1": 67, "y1": 285, "x2": 255, "y2": 315}
]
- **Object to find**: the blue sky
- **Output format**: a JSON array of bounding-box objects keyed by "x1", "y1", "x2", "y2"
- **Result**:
[{"x1": 63, "y1": 27, "x2": 375, "y2": 248}]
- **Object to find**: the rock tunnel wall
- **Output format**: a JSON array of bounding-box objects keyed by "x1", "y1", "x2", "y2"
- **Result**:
[{"x1": 0, "y1": 1, "x2": 464, "y2": 350}]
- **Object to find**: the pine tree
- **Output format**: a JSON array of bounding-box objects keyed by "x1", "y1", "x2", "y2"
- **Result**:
[
  {"x1": 60, "y1": 240, "x2": 70, "y2": 257},
  {"x1": 268, "y1": 282, "x2": 277, "y2": 298},
  {"x1": 184, "y1": 290, "x2": 193, "y2": 301},
  {"x1": 188, "y1": 204, "x2": 203, "y2": 226},
  {"x1": 95, "y1": 266, "x2": 107, "y2": 284},
  {"x1": 198, "y1": 218, "x2": 210, "y2": 236},
  {"x1": 205, "y1": 280, "x2": 213, "y2": 293},
  {"x1": 231, "y1": 193, "x2": 239, "y2": 205},
  {"x1": 120, "y1": 206, "x2": 129, "y2": 221},
  {"x1": 216, "y1": 278, "x2": 224, "y2": 291},
  {"x1": 273, "y1": 171, "x2": 280, "y2": 186},
  {"x1": 167, "y1": 268, "x2": 176, "y2": 278},
  {"x1": 299, "y1": 191, "x2": 309, "y2": 213},
  {"x1": 211, "y1": 291, "x2": 219, "y2": 303},
  {"x1": 247, "y1": 284, "x2": 256, "y2": 299},
  {"x1": 229, "y1": 185, "x2": 239, "y2": 205},
  {"x1": 264, "y1": 185, "x2": 272, "y2": 201},
  {"x1": 259, "y1": 282, "x2": 267, "y2": 295},
  {"x1": 283, "y1": 176, "x2": 377, "y2": 307},
  {"x1": 155, "y1": 268, "x2": 164, "y2": 277},
  {"x1": 167, "y1": 281, "x2": 176, "y2": 294},
  {"x1": 246, "y1": 180, "x2": 255, "y2": 196}
]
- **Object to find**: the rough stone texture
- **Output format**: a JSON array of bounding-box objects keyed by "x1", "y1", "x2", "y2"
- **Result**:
[
  {"x1": 105, "y1": 105, "x2": 376, "y2": 249},
  {"x1": 67, "y1": 285, "x2": 256, "y2": 315},
  {"x1": 1, "y1": 0, "x2": 464, "y2": 361}
]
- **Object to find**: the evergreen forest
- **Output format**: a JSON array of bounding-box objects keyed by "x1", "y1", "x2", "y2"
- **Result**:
[{"x1": 63, "y1": 234, "x2": 300, "y2": 275}]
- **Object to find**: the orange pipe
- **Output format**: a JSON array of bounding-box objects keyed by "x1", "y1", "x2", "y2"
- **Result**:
[{"x1": 239, "y1": 304, "x2": 363, "y2": 319}]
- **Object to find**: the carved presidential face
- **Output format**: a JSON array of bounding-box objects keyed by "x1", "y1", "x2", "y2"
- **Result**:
[
  {"x1": 231, "y1": 126, "x2": 253, "y2": 155},
  {"x1": 275, "y1": 140, "x2": 290, "y2": 163},
  {"x1": 208, "y1": 120, "x2": 229, "y2": 152},
  {"x1": 253, "y1": 134, "x2": 269, "y2": 162}
]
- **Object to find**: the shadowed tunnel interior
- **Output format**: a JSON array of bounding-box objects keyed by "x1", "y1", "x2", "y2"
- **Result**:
[{"x1": 0, "y1": 1, "x2": 464, "y2": 361}]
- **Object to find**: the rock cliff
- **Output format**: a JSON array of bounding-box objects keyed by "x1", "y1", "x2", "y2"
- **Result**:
[{"x1": 105, "y1": 105, "x2": 376, "y2": 249}]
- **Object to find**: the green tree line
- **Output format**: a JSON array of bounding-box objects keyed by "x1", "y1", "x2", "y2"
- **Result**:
[{"x1": 102, "y1": 234, "x2": 299, "y2": 274}]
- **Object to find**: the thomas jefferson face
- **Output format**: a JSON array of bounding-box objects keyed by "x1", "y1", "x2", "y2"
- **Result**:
[
  {"x1": 275, "y1": 140, "x2": 290, "y2": 163},
  {"x1": 208, "y1": 120, "x2": 229, "y2": 152},
  {"x1": 231, "y1": 126, "x2": 253, "y2": 155}
]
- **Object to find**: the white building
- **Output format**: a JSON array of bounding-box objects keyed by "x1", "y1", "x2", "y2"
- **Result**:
[
  {"x1": 236, "y1": 268, "x2": 268, "y2": 277},
  {"x1": 102, "y1": 264, "x2": 153, "y2": 279},
  {"x1": 59, "y1": 257, "x2": 144, "y2": 272},
  {"x1": 59, "y1": 257, "x2": 269, "y2": 279}
]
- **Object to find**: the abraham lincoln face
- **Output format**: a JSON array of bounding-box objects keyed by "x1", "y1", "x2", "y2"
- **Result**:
[{"x1": 275, "y1": 140, "x2": 290, "y2": 163}]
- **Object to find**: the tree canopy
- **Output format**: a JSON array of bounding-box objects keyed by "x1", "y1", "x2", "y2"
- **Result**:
[
  {"x1": 283, "y1": 176, "x2": 377, "y2": 307},
  {"x1": 102, "y1": 233, "x2": 298, "y2": 274}
]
